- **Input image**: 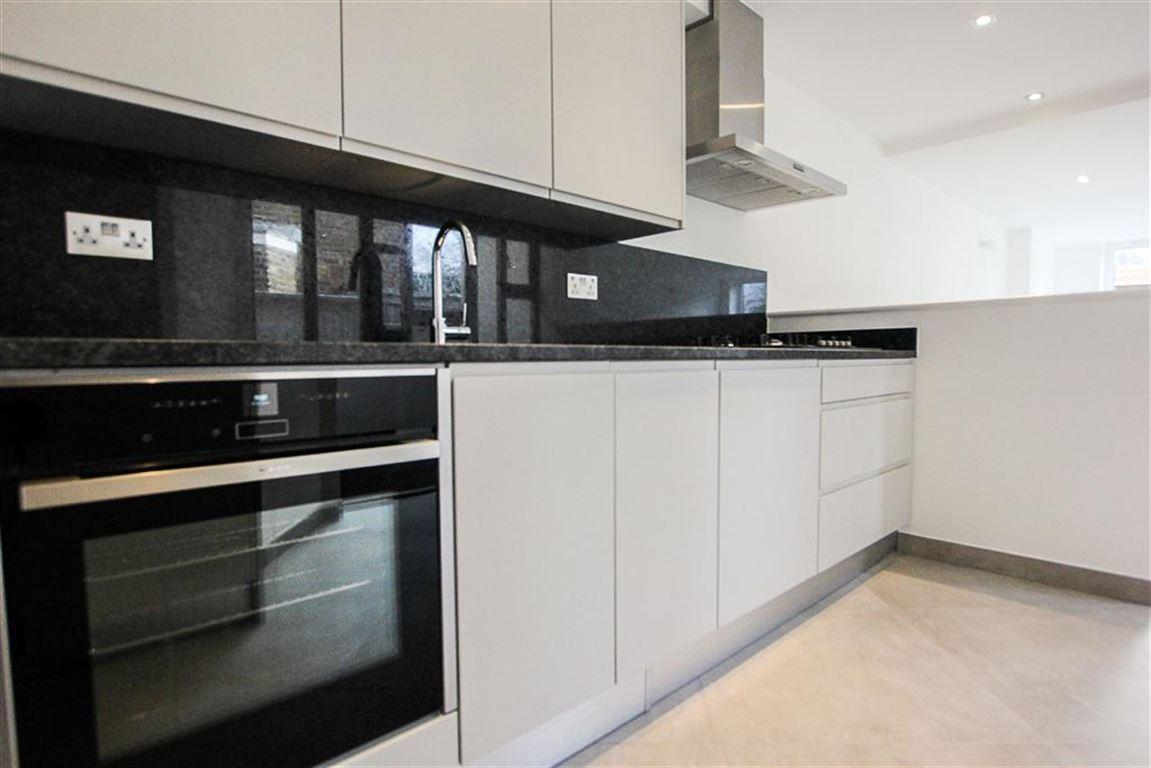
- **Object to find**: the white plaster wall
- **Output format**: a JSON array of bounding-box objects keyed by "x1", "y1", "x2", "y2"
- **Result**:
[
  {"x1": 630, "y1": 72, "x2": 1008, "y2": 313},
  {"x1": 771, "y1": 289, "x2": 1151, "y2": 579}
]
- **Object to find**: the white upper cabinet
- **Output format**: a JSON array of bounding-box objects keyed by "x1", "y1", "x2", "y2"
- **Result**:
[
  {"x1": 342, "y1": 0, "x2": 553, "y2": 189},
  {"x1": 718, "y1": 364, "x2": 820, "y2": 626},
  {"x1": 615, "y1": 366, "x2": 718, "y2": 678},
  {"x1": 0, "y1": 0, "x2": 342, "y2": 140},
  {"x1": 452, "y1": 369, "x2": 616, "y2": 763},
  {"x1": 551, "y1": 0, "x2": 685, "y2": 221}
]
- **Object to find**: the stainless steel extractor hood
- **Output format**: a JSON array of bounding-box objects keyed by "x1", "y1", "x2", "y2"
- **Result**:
[{"x1": 686, "y1": 0, "x2": 846, "y2": 210}]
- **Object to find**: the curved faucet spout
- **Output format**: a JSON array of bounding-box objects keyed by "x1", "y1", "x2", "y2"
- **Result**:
[
  {"x1": 431, "y1": 220, "x2": 478, "y2": 344},
  {"x1": 434, "y1": 221, "x2": 477, "y2": 266}
]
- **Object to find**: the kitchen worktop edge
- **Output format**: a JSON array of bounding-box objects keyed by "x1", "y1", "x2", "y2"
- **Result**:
[{"x1": 0, "y1": 338, "x2": 915, "y2": 370}]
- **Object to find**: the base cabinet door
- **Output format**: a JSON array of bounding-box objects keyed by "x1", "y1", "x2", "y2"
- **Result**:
[
  {"x1": 718, "y1": 366, "x2": 820, "y2": 626},
  {"x1": 453, "y1": 372, "x2": 616, "y2": 763},
  {"x1": 615, "y1": 369, "x2": 718, "y2": 678}
]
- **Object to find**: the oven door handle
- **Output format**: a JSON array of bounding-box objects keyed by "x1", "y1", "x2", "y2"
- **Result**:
[{"x1": 18, "y1": 440, "x2": 440, "y2": 511}]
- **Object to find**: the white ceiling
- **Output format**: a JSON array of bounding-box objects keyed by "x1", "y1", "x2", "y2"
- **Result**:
[
  {"x1": 750, "y1": 0, "x2": 1151, "y2": 150},
  {"x1": 893, "y1": 98, "x2": 1150, "y2": 241},
  {"x1": 747, "y1": 0, "x2": 1151, "y2": 245}
]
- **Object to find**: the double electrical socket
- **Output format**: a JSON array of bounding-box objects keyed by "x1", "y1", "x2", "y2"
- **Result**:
[
  {"x1": 65, "y1": 212, "x2": 154, "y2": 261},
  {"x1": 567, "y1": 272, "x2": 598, "y2": 301}
]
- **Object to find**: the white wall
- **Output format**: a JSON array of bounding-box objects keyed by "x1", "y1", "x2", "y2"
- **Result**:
[
  {"x1": 771, "y1": 289, "x2": 1151, "y2": 579},
  {"x1": 630, "y1": 71, "x2": 1008, "y2": 313}
]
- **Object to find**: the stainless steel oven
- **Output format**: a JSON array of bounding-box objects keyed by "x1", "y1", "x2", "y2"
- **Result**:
[{"x1": 0, "y1": 367, "x2": 457, "y2": 768}]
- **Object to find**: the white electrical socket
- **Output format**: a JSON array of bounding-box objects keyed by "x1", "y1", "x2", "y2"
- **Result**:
[
  {"x1": 567, "y1": 272, "x2": 598, "y2": 300},
  {"x1": 65, "y1": 212, "x2": 153, "y2": 261}
]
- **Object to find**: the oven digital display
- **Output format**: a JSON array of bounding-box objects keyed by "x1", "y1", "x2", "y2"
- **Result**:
[{"x1": 244, "y1": 383, "x2": 279, "y2": 417}]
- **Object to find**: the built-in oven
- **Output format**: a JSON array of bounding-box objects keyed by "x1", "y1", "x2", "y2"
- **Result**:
[{"x1": 0, "y1": 367, "x2": 457, "y2": 768}]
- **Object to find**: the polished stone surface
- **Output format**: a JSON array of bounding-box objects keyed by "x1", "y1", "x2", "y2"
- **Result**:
[
  {"x1": 0, "y1": 129, "x2": 765, "y2": 346},
  {"x1": 565, "y1": 556, "x2": 1150, "y2": 767},
  {"x1": 0, "y1": 337, "x2": 914, "y2": 369}
]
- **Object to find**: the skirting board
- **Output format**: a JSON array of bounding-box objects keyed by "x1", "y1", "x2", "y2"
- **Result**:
[
  {"x1": 466, "y1": 533, "x2": 897, "y2": 768},
  {"x1": 897, "y1": 532, "x2": 1151, "y2": 606},
  {"x1": 645, "y1": 532, "x2": 898, "y2": 706}
]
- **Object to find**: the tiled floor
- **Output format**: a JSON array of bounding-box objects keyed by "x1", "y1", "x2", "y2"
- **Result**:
[{"x1": 565, "y1": 555, "x2": 1150, "y2": 767}]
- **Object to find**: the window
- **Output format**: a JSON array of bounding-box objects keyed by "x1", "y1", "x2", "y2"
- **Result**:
[{"x1": 1113, "y1": 245, "x2": 1151, "y2": 287}]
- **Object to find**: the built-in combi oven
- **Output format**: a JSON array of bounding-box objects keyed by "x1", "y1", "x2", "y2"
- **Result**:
[{"x1": 0, "y1": 367, "x2": 457, "y2": 768}]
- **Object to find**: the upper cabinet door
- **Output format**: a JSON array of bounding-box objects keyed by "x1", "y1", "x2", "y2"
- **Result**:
[
  {"x1": 552, "y1": 0, "x2": 684, "y2": 221},
  {"x1": 0, "y1": 0, "x2": 342, "y2": 137},
  {"x1": 343, "y1": 0, "x2": 553, "y2": 188}
]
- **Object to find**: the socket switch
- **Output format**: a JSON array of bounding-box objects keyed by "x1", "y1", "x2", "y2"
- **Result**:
[
  {"x1": 567, "y1": 272, "x2": 598, "y2": 301},
  {"x1": 66, "y1": 212, "x2": 153, "y2": 260}
]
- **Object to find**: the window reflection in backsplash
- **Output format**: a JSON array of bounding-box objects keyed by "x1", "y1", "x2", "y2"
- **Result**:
[
  {"x1": 316, "y1": 211, "x2": 358, "y2": 297},
  {"x1": 0, "y1": 129, "x2": 767, "y2": 346},
  {"x1": 252, "y1": 201, "x2": 303, "y2": 296}
]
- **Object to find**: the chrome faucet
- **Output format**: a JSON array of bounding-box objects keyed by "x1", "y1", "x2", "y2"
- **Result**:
[{"x1": 431, "y1": 220, "x2": 478, "y2": 344}]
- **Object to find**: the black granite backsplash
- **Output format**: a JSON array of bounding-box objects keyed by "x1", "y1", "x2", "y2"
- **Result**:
[{"x1": 0, "y1": 130, "x2": 766, "y2": 346}]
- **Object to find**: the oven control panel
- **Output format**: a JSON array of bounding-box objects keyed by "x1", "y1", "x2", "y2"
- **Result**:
[{"x1": 0, "y1": 374, "x2": 437, "y2": 477}]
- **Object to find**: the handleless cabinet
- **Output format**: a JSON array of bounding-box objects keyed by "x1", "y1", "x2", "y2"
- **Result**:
[
  {"x1": 820, "y1": 397, "x2": 913, "y2": 491},
  {"x1": 819, "y1": 464, "x2": 911, "y2": 571},
  {"x1": 452, "y1": 368, "x2": 615, "y2": 763},
  {"x1": 614, "y1": 365, "x2": 718, "y2": 678},
  {"x1": 551, "y1": 0, "x2": 685, "y2": 222},
  {"x1": 0, "y1": 0, "x2": 342, "y2": 143},
  {"x1": 718, "y1": 364, "x2": 820, "y2": 626},
  {"x1": 342, "y1": 0, "x2": 553, "y2": 189},
  {"x1": 817, "y1": 362, "x2": 915, "y2": 571}
]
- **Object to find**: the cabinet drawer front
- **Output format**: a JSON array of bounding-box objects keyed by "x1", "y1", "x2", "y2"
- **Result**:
[
  {"x1": 822, "y1": 363, "x2": 914, "y2": 403},
  {"x1": 820, "y1": 398, "x2": 912, "y2": 490},
  {"x1": 819, "y1": 465, "x2": 911, "y2": 571}
]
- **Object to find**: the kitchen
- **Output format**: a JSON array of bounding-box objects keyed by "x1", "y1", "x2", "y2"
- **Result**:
[{"x1": 0, "y1": 1, "x2": 1147, "y2": 767}]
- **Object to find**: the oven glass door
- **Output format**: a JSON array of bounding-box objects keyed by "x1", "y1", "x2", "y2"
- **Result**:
[{"x1": 2, "y1": 455, "x2": 442, "y2": 768}]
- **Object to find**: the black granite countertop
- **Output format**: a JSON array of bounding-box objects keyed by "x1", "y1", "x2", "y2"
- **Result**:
[{"x1": 0, "y1": 338, "x2": 914, "y2": 369}]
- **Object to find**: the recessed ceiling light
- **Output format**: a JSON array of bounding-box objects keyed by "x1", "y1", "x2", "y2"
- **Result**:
[
  {"x1": 1076, "y1": 174, "x2": 1090, "y2": 184},
  {"x1": 1026, "y1": 91, "x2": 1045, "y2": 102},
  {"x1": 970, "y1": 13, "x2": 997, "y2": 28}
]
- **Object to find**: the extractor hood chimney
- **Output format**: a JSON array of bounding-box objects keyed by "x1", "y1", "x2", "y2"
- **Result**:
[{"x1": 686, "y1": 0, "x2": 846, "y2": 210}]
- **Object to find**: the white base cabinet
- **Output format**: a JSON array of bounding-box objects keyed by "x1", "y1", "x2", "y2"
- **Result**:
[
  {"x1": 448, "y1": 358, "x2": 915, "y2": 762},
  {"x1": 820, "y1": 397, "x2": 913, "y2": 491},
  {"x1": 817, "y1": 362, "x2": 915, "y2": 571},
  {"x1": 718, "y1": 364, "x2": 820, "y2": 626},
  {"x1": 452, "y1": 369, "x2": 616, "y2": 763},
  {"x1": 615, "y1": 367, "x2": 719, "y2": 678},
  {"x1": 819, "y1": 465, "x2": 912, "y2": 571}
]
